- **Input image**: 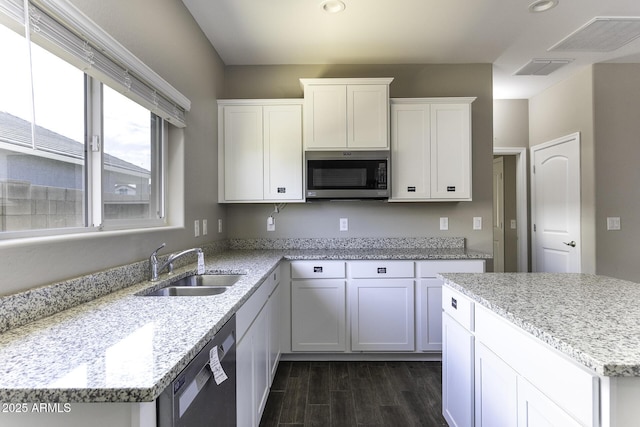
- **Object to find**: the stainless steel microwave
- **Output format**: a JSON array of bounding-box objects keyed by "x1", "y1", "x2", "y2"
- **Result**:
[{"x1": 305, "y1": 151, "x2": 390, "y2": 200}]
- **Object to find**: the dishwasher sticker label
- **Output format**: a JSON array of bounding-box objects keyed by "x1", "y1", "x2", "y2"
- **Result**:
[{"x1": 210, "y1": 346, "x2": 228, "y2": 385}]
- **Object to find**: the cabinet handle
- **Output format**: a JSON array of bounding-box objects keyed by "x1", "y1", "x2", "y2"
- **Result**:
[
  {"x1": 377, "y1": 267, "x2": 387, "y2": 274},
  {"x1": 313, "y1": 266, "x2": 323, "y2": 273},
  {"x1": 451, "y1": 297, "x2": 457, "y2": 310}
]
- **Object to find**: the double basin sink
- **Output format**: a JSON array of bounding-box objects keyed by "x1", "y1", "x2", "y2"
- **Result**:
[{"x1": 141, "y1": 273, "x2": 243, "y2": 296}]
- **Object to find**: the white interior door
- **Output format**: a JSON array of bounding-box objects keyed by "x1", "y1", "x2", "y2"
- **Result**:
[
  {"x1": 531, "y1": 133, "x2": 581, "y2": 273},
  {"x1": 493, "y1": 157, "x2": 505, "y2": 273}
]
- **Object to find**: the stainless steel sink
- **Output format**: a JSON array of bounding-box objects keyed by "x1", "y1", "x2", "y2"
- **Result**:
[
  {"x1": 145, "y1": 286, "x2": 228, "y2": 296},
  {"x1": 170, "y1": 274, "x2": 243, "y2": 287},
  {"x1": 141, "y1": 273, "x2": 244, "y2": 296}
]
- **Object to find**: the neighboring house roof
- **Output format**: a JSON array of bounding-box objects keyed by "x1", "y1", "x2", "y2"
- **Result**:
[{"x1": 0, "y1": 111, "x2": 149, "y2": 175}]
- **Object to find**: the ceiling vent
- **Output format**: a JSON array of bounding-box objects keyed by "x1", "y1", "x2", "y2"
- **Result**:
[
  {"x1": 549, "y1": 17, "x2": 640, "y2": 52},
  {"x1": 514, "y1": 59, "x2": 573, "y2": 76}
]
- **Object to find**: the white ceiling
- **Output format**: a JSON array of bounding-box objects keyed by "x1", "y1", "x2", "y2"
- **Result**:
[{"x1": 181, "y1": 0, "x2": 640, "y2": 99}]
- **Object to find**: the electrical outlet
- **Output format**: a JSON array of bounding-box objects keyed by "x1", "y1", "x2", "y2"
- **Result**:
[
  {"x1": 194, "y1": 219, "x2": 200, "y2": 237},
  {"x1": 202, "y1": 219, "x2": 208, "y2": 235},
  {"x1": 510, "y1": 219, "x2": 517, "y2": 229},
  {"x1": 218, "y1": 219, "x2": 223, "y2": 233},
  {"x1": 473, "y1": 217, "x2": 482, "y2": 230},
  {"x1": 339, "y1": 218, "x2": 349, "y2": 231},
  {"x1": 267, "y1": 216, "x2": 275, "y2": 232},
  {"x1": 440, "y1": 217, "x2": 449, "y2": 231}
]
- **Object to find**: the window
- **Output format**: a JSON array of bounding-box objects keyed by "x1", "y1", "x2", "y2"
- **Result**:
[{"x1": 0, "y1": 0, "x2": 188, "y2": 238}]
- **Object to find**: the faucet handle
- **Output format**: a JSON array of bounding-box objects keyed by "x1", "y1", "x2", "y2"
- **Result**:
[
  {"x1": 151, "y1": 243, "x2": 166, "y2": 258},
  {"x1": 149, "y1": 243, "x2": 167, "y2": 262}
]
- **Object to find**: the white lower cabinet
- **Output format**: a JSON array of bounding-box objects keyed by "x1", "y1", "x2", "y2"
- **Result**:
[
  {"x1": 517, "y1": 376, "x2": 582, "y2": 427},
  {"x1": 350, "y1": 279, "x2": 415, "y2": 351},
  {"x1": 289, "y1": 259, "x2": 485, "y2": 355},
  {"x1": 443, "y1": 284, "x2": 599, "y2": 427},
  {"x1": 442, "y1": 289, "x2": 475, "y2": 427},
  {"x1": 236, "y1": 268, "x2": 282, "y2": 427},
  {"x1": 475, "y1": 343, "x2": 518, "y2": 427},
  {"x1": 291, "y1": 279, "x2": 346, "y2": 351},
  {"x1": 418, "y1": 260, "x2": 485, "y2": 352}
]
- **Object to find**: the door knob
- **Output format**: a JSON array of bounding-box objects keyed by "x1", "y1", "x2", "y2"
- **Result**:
[{"x1": 563, "y1": 241, "x2": 577, "y2": 247}]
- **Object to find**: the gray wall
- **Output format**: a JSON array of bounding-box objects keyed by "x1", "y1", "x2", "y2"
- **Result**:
[
  {"x1": 593, "y1": 64, "x2": 640, "y2": 282},
  {"x1": 493, "y1": 99, "x2": 529, "y2": 149},
  {"x1": 529, "y1": 66, "x2": 596, "y2": 274},
  {"x1": 1, "y1": 0, "x2": 226, "y2": 294},
  {"x1": 223, "y1": 64, "x2": 494, "y2": 256}
]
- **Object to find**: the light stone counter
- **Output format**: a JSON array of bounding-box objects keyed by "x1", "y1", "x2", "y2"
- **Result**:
[
  {"x1": 439, "y1": 272, "x2": 640, "y2": 377},
  {"x1": 0, "y1": 241, "x2": 490, "y2": 403}
]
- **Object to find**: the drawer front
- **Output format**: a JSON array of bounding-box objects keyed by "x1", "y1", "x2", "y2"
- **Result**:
[
  {"x1": 350, "y1": 261, "x2": 415, "y2": 278},
  {"x1": 291, "y1": 261, "x2": 346, "y2": 279},
  {"x1": 419, "y1": 260, "x2": 485, "y2": 278},
  {"x1": 442, "y1": 285, "x2": 474, "y2": 331}
]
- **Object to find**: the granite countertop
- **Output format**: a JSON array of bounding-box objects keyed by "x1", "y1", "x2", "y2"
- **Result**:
[
  {"x1": 0, "y1": 244, "x2": 490, "y2": 403},
  {"x1": 438, "y1": 273, "x2": 640, "y2": 377}
]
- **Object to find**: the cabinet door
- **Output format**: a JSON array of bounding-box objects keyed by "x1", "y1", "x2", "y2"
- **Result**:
[
  {"x1": 517, "y1": 376, "x2": 582, "y2": 427},
  {"x1": 304, "y1": 85, "x2": 347, "y2": 149},
  {"x1": 347, "y1": 84, "x2": 389, "y2": 149},
  {"x1": 475, "y1": 343, "x2": 518, "y2": 427},
  {"x1": 236, "y1": 305, "x2": 270, "y2": 427},
  {"x1": 268, "y1": 282, "x2": 282, "y2": 382},
  {"x1": 442, "y1": 313, "x2": 475, "y2": 427},
  {"x1": 418, "y1": 278, "x2": 443, "y2": 351},
  {"x1": 350, "y1": 279, "x2": 415, "y2": 351},
  {"x1": 391, "y1": 102, "x2": 431, "y2": 200},
  {"x1": 253, "y1": 305, "x2": 270, "y2": 425},
  {"x1": 291, "y1": 279, "x2": 346, "y2": 351},
  {"x1": 263, "y1": 105, "x2": 303, "y2": 201},
  {"x1": 430, "y1": 103, "x2": 472, "y2": 200},
  {"x1": 223, "y1": 105, "x2": 264, "y2": 201}
]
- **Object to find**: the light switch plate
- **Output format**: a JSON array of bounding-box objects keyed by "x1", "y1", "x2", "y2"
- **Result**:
[
  {"x1": 202, "y1": 219, "x2": 208, "y2": 235},
  {"x1": 194, "y1": 220, "x2": 200, "y2": 237},
  {"x1": 473, "y1": 217, "x2": 482, "y2": 230},
  {"x1": 218, "y1": 219, "x2": 223, "y2": 233},
  {"x1": 510, "y1": 219, "x2": 517, "y2": 229},
  {"x1": 440, "y1": 217, "x2": 449, "y2": 230},
  {"x1": 607, "y1": 217, "x2": 621, "y2": 230}
]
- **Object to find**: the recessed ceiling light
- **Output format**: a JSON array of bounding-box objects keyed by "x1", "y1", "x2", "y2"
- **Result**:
[
  {"x1": 528, "y1": 0, "x2": 559, "y2": 13},
  {"x1": 320, "y1": 0, "x2": 346, "y2": 14}
]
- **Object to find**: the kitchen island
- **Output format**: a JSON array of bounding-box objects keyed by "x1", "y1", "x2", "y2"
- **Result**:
[
  {"x1": 439, "y1": 272, "x2": 640, "y2": 427},
  {"x1": 0, "y1": 238, "x2": 489, "y2": 426}
]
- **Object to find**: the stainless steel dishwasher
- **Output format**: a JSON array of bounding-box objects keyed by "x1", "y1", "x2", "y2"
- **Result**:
[{"x1": 157, "y1": 315, "x2": 236, "y2": 427}]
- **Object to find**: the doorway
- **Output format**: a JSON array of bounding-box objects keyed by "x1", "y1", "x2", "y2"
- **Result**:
[{"x1": 493, "y1": 147, "x2": 528, "y2": 272}]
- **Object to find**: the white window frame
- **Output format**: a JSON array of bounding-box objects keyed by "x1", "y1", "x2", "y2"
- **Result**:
[{"x1": 0, "y1": 0, "x2": 188, "y2": 239}]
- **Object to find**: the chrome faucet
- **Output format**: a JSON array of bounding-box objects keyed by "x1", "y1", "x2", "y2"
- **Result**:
[{"x1": 149, "y1": 243, "x2": 204, "y2": 281}]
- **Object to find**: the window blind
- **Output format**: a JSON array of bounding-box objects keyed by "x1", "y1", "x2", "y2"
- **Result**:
[{"x1": 0, "y1": 0, "x2": 190, "y2": 128}]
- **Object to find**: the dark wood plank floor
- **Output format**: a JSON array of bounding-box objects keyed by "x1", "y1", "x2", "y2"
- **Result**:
[{"x1": 259, "y1": 361, "x2": 448, "y2": 427}]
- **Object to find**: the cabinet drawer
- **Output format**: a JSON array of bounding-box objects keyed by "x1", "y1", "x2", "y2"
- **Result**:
[
  {"x1": 350, "y1": 261, "x2": 414, "y2": 278},
  {"x1": 419, "y1": 260, "x2": 485, "y2": 278},
  {"x1": 442, "y1": 285, "x2": 474, "y2": 331},
  {"x1": 291, "y1": 261, "x2": 345, "y2": 279}
]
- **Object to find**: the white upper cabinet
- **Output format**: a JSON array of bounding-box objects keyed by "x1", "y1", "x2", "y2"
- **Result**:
[
  {"x1": 218, "y1": 100, "x2": 303, "y2": 203},
  {"x1": 390, "y1": 98, "x2": 475, "y2": 201},
  {"x1": 301, "y1": 78, "x2": 393, "y2": 150}
]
